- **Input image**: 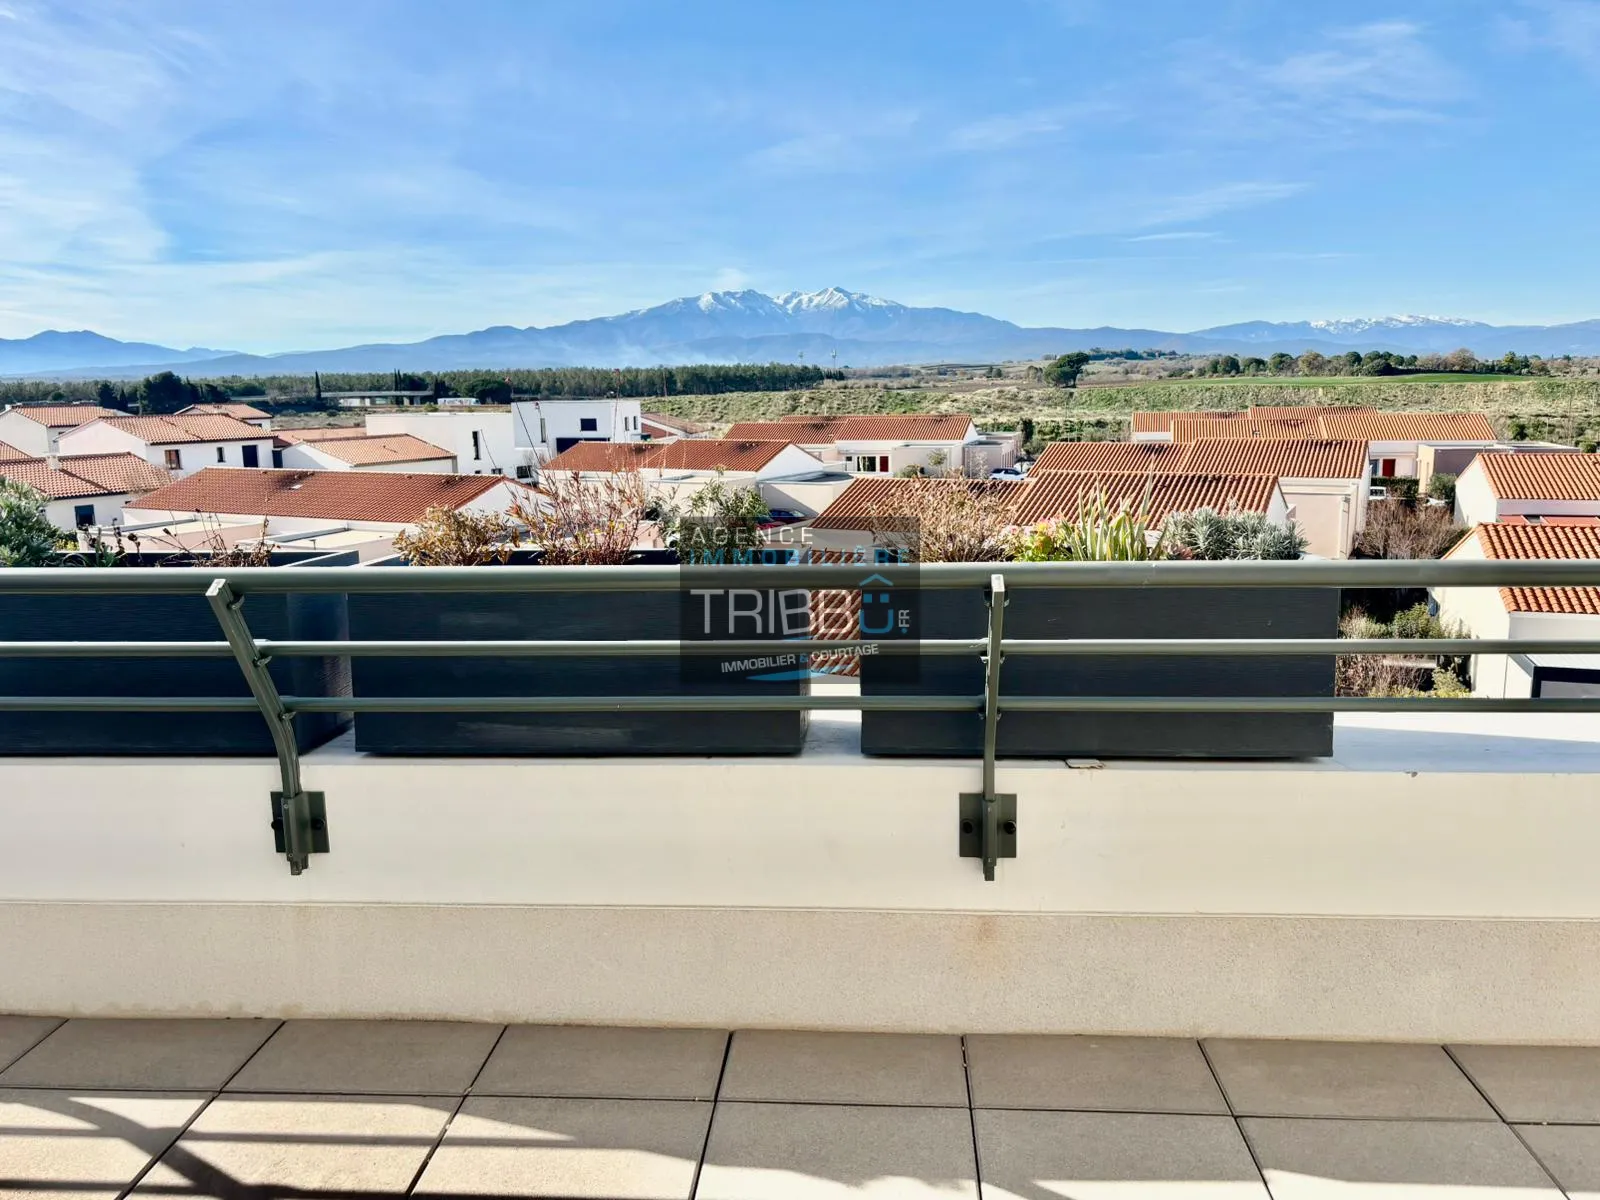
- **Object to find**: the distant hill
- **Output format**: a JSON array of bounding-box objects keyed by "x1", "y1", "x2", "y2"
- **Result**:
[{"x1": 7, "y1": 289, "x2": 1600, "y2": 378}]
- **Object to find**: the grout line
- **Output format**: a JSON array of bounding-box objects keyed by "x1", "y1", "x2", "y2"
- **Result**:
[
  {"x1": 0, "y1": 1016, "x2": 67, "y2": 1076},
  {"x1": 1198, "y1": 1040, "x2": 1275, "y2": 1198},
  {"x1": 114, "y1": 1018, "x2": 286, "y2": 1200},
  {"x1": 1442, "y1": 1045, "x2": 1568, "y2": 1193},
  {"x1": 688, "y1": 1030, "x2": 735, "y2": 1200},
  {"x1": 962, "y1": 1035, "x2": 985, "y2": 1199},
  {"x1": 404, "y1": 1022, "x2": 509, "y2": 1196}
]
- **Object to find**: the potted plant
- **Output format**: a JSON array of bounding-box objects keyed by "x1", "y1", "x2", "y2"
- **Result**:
[
  {"x1": 858, "y1": 485, "x2": 1337, "y2": 759},
  {"x1": 0, "y1": 491, "x2": 353, "y2": 755},
  {"x1": 346, "y1": 471, "x2": 808, "y2": 755}
]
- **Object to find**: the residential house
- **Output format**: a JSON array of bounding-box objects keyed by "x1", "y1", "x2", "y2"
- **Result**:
[
  {"x1": 1453, "y1": 451, "x2": 1600, "y2": 526},
  {"x1": 510, "y1": 398, "x2": 645, "y2": 462},
  {"x1": 1433, "y1": 523, "x2": 1600, "y2": 698},
  {"x1": 122, "y1": 467, "x2": 539, "y2": 560},
  {"x1": 366, "y1": 411, "x2": 529, "y2": 477},
  {"x1": 721, "y1": 414, "x2": 991, "y2": 475},
  {"x1": 641, "y1": 412, "x2": 707, "y2": 440},
  {"x1": 57, "y1": 414, "x2": 275, "y2": 478},
  {"x1": 0, "y1": 453, "x2": 172, "y2": 530},
  {"x1": 0, "y1": 405, "x2": 123, "y2": 455},
  {"x1": 276, "y1": 432, "x2": 457, "y2": 473},
  {"x1": 176, "y1": 402, "x2": 272, "y2": 429},
  {"x1": 542, "y1": 437, "x2": 840, "y2": 514},
  {"x1": 806, "y1": 470, "x2": 1287, "y2": 553}
]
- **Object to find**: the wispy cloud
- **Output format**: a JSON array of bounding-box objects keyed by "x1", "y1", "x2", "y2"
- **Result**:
[
  {"x1": 1502, "y1": 0, "x2": 1600, "y2": 71},
  {"x1": 947, "y1": 107, "x2": 1075, "y2": 150},
  {"x1": 1125, "y1": 230, "x2": 1220, "y2": 243}
]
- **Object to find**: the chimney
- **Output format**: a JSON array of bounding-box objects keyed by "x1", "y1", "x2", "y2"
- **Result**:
[{"x1": 45, "y1": 454, "x2": 60, "y2": 471}]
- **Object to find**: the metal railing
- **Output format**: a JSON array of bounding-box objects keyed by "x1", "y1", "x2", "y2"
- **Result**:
[{"x1": 4, "y1": 558, "x2": 1600, "y2": 879}]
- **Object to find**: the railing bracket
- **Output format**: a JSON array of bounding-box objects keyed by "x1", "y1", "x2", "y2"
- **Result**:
[
  {"x1": 959, "y1": 791, "x2": 1016, "y2": 878},
  {"x1": 270, "y1": 791, "x2": 329, "y2": 857}
]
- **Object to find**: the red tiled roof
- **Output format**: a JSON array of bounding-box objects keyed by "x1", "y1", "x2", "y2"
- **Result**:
[
  {"x1": 1010, "y1": 471, "x2": 1280, "y2": 527},
  {"x1": 302, "y1": 433, "x2": 453, "y2": 466},
  {"x1": 0, "y1": 440, "x2": 30, "y2": 462},
  {"x1": 1250, "y1": 405, "x2": 1372, "y2": 419},
  {"x1": 808, "y1": 476, "x2": 1024, "y2": 531},
  {"x1": 0, "y1": 452, "x2": 168, "y2": 500},
  {"x1": 1474, "y1": 452, "x2": 1600, "y2": 501},
  {"x1": 1130, "y1": 410, "x2": 1251, "y2": 434},
  {"x1": 1499, "y1": 515, "x2": 1600, "y2": 526},
  {"x1": 543, "y1": 438, "x2": 802, "y2": 473},
  {"x1": 1319, "y1": 411, "x2": 1497, "y2": 442},
  {"x1": 274, "y1": 427, "x2": 369, "y2": 446},
  {"x1": 3, "y1": 404, "x2": 121, "y2": 428},
  {"x1": 1137, "y1": 407, "x2": 1497, "y2": 445},
  {"x1": 1032, "y1": 441, "x2": 1187, "y2": 473},
  {"x1": 723, "y1": 414, "x2": 974, "y2": 443},
  {"x1": 83, "y1": 414, "x2": 268, "y2": 445},
  {"x1": 1461, "y1": 523, "x2": 1600, "y2": 615},
  {"x1": 1173, "y1": 438, "x2": 1369, "y2": 479},
  {"x1": 178, "y1": 402, "x2": 271, "y2": 420},
  {"x1": 1169, "y1": 416, "x2": 1324, "y2": 442},
  {"x1": 129, "y1": 467, "x2": 521, "y2": 524},
  {"x1": 641, "y1": 411, "x2": 708, "y2": 435}
]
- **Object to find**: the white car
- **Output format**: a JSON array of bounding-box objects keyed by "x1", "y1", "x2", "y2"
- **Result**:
[{"x1": 989, "y1": 466, "x2": 1025, "y2": 480}]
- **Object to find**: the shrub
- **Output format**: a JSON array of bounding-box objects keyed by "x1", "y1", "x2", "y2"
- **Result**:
[
  {"x1": 1426, "y1": 472, "x2": 1458, "y2": 506},
  {"x1": 1166, "y1": 508, "x2": 1306, "y2": 560},
  {"x1": 1009, "y1": 487, "x2": 1166, "y2": 562},
  {"x1": 1353, "y1": 502, "x2": 1464, "y2": 560},
  {"x1": 510, "y1": 470, "x2": 648, "y2": 566},
  {"x1": 868, "y1": 480, "x2": 1015, "y2": 563},
  {"x1": 393, "y1": 506, "x2": 516, "y2": 566},
  {"x1": 1336, "y1": 604, "x2": 1471, "y2": 697},
  {"x1": 664, "y1": 474, "x2": 771, "y2": 562},
  {"x1": 0, "y1": 480, "x2": 61, "y2": 567}
]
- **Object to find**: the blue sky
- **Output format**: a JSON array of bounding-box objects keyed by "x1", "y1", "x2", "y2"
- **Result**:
[{"x1": 1, "y1": 0, "x2": 1597, "y2": 351}]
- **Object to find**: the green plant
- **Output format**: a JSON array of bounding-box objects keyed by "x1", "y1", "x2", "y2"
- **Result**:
[
  {"x1": 511, "y1": 469, "x2": 649, "y2": 566},
  {"x1": 393, "y1": 506, "x2": 516, "y2": 566},
  {"x1": 1426, "y1": 472, "x2": 1458, "y2": 505},
  {"x1": 0, "y1": 480, "x2": 60, "y2": 567},
  {"x1": 1008, "y1": 486, "x2": 1167, "y2": 561},
  {"x1": 665, "y1": 474, "x2": 772, "y2": 562},
  {"x1": 1166, "y1": 508, "x2": 1306, "y2": 560},
  {"x1": 868, "y1": 480, "x2": 1015, "y2": 563}
]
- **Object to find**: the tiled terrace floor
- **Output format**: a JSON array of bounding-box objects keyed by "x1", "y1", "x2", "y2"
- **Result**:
[{"x1": 4, "y1": 1019, "x2": 1600, "y2": 1199}]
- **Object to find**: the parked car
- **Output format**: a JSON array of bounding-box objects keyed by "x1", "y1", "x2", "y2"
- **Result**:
[{"x1": 989, "y1": 466, "x2": 1025, "y2": 480}]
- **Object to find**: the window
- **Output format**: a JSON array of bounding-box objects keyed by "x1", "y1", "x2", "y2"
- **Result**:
[
  {"x1": 471, "y1": 431, "x2": 483, "y2": 460},
  {"x1": 579, "y1": 417, "x2": 598, "y2": 432},
  {"x1": 539, "y1": 417, "x2": 547, "y2": 443},
  {"x1": 216, "y1": 446, "x2": 226, "y2": 463},
  {"x1": 242, "y1": 444, "x2": 259, "y2": 468},
  {"x1": 73, "y1": 504, "x2": 95, "y2": 528},
  {"x1": 490, "y1": 467, "x2": 503, "y2": 475},
  {"x1": 854, "y1": 454, "x2": 890, "y2": 474},
  {"x1": 515, "y1": 465, "x2": 532, "y2": 479},
  {"x1": 164, "y1": 449, "x2": 181, "y2": 470},
  {"x1": 271, "y1": 449, "x2": 284, "y2": 468}
]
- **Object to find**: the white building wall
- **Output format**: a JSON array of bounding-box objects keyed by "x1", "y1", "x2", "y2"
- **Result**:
[
  {"x1": 58, "y1": 424, "x2": 274, "y2": 478},
  {"x1": 0, "y1": 411, "x2": 52, "y2": 455},
  {"x1": 511, "y1": 399, "x2": 645, "y2": 461},
  {"x1": 1454, "y1": 459, "x2": 1500, "y2": 525},
  {"x1": 365, "y1": 412, "x2": 523, "y2": 477},
  {"x1": 41, "y1": 492, "x2": 137, "y2": 531},
  {"x1": 1281, "y1": 478, "x2": 1366, "y2": 559}
]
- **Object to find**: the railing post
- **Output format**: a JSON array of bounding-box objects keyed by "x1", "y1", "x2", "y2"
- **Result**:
[
  {"x1": 206, "y1": 579, "x2": 326, "y2": 875},
  {"x1": 960, "y1": 572, "x2": 1016, "y2": 880}
]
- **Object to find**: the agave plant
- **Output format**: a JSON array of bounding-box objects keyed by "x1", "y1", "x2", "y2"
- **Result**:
[
  {"x1": 1009, "y1": 485, "x2": 1167, "y2": 562},
  {"x1": 1166, "y1": 507, "x2": 1306, "y2": 561}
]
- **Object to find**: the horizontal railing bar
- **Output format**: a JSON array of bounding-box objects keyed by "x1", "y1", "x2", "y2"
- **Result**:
[
  {"x1": 0, "y1": 697, "x2": 262, "y2": 711},
  {"x1": 5, "y1": 559, "x2": 1600, "y2": 593},
  {"x1": 997, "y1": 696, "x2": 1600, "y2": 713},
  {"x1": 0, "y1": 642, "x2": 236, "y2": 657},
  {"x1": 254, "y1": 639, "x2": 980, "y2": 658},
  {"x1": 277, "y1": 695, "x2": 982, "y2": 713},
  {"x1": 1001, "y1": 638, "x2": 1600, "y2": 656}
]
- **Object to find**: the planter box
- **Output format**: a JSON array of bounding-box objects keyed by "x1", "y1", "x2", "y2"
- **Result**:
[
  {"x1": 0, "y1": 551, "x2": 353, "y2": 756},
  {"x1": 861, "y1": 585, "x2": 1338, "y2": 759},
  {"x1": 348, "y1": 554, "x2": 809, "y2": 755}
]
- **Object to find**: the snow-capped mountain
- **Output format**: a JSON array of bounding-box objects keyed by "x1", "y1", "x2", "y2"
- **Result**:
[{"x1": 7, "y1": 289, "x2": 1600, "y2": 378}]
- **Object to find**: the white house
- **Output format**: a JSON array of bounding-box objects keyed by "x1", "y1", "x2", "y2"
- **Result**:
[
  {"x1": 176, "y1": 402, "x2": 272, "y2": 429},
  {"x1": 0, "y1": 452, "x2": 173, "y2": 531},
  {"x1": 511, "y1": 398, "x2": 645, "y2": 462},
  {"x1": 722, "y1": 414, "x2": 987, "y2": 475},
  {"x1": 1433, "y1": 522, "x2": 1600, "y2": 698},
  {"x1": 0, "y1": 404, "x2": 123, "y2": 455},
  {"x1": 57, "y1": 414, "x2": 275, "y2": 478},
  {"x1": 277, "y1": 431, "x2": 456, "y2": 473},
  {"x1": 365, "y1": 411, "x2": 528, "y2": 478},
  {"x1": 1455, "y1": 452, "x2": 1600, "y2": 526}
]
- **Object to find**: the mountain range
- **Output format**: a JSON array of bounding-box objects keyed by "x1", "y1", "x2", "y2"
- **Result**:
[{"x1": 6, "y1": 287, "x2": 1600, "y2": 378}]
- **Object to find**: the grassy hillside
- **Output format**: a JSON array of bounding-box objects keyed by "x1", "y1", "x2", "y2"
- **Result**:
[{"x1": 651, "y1": 376, "x2": 1600, "y2": 445}]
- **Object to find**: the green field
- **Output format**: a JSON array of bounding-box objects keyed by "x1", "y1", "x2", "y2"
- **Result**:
[{"x1": 651, "y1": 374, "x2": 1600, "y2": 446}]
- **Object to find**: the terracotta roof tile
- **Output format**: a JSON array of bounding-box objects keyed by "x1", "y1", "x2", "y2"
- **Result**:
[
  {"x1": 83, "y1": 414, "x2": 269, "y2": 445},
  {"x1": 0, "y1": 452, "x2": 168, "y2": 500},
  {"x1": 178, "y1": 402, "x2": 271, "y2": 420},
  {"x1": 1250, "y1": 405, "x2": 1372, "y2": 419},
  {"x1": 1011, "y1": 471, "x2": 1280, "y2": 527},
  {"x1": 302, "y1": 433, "x2": 453, "y2": 466},
  {"x1": 1032, "y1": 441, "x2": 1187, "y2": 473},
  {"x1": 542, "y1": 442, "x2": 658, "y2": 472},
  {"x1": 0, "y1": 440, "x2": 30, "y2": 462},
  {"x1": 543, "y1": 438, "x2": 803, "y2": 473},
  {"x1": 1174, "y1": 438, "x2": 1369, "y2": 479},
  {"x1": 1169, "y1": 416, "x2": 1325, "y2": 442},
  {"x1": 129, "y1": 467, "x2": 520, "y2": 524},
  {"x1": 723, "y1": 414, "x2": 974, "y2": 443},
  {"x1": 3, "y1": 404, "x2": 122, "y2": 428},
  {"x1": 809, "y1": 476, "x2": 1024, "y2": 531},
  {"x1": 1475, "y1": 451, "x2": 1600, "y2": 501},
  {"x1": 1463, "y1": 523, "x2": 1600, "y2": 615},
  {"x1": 1319, "y1": 411, "x2": 1497, "y2": 441},
  {"x1": 1140, "y1": 407, "x2": 1497, "y2": 445},
  {"x1": 275, "y1": 427, "x2": 371, "y2": 446}
]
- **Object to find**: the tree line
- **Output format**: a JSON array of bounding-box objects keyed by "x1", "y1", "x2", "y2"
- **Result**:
[{"x1": 1193, "y1": 348, "x2": 1563, "y2": 379}]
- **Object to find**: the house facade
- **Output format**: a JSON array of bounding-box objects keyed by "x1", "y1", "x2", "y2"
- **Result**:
[
  {"x1": 366, "y1": 411, "x2": 528, "y2": 477},
  {"x1": 176, "y1": 403, "x2": 272, "y2": 429},
  {"x1": 57, "y1": 414, "x2": 275, "y2": 478},
  {"x1": 0, "y1": 405, "x2": 123, "y2": 455},
  {"x1": 0, "y1": 452, "x2": 172, "y2": 530},
  {"x1": 1455, "y1": 452, "x2": 1600, "y2": 526},
  {"x1": 721, "y1": 414, "x2": 987, "y2": 476},
  {"x1": 510, "y1": 399, "x2": 645, "y2": 461}
]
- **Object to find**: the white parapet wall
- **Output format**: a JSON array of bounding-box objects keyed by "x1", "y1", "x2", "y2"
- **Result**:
[{"x1": 5, "y1": 710, "x2": 1600, "y2": 1041}]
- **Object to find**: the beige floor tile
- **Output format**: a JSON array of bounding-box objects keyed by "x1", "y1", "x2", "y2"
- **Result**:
[
  {"x1": 720, "y1": 1031, "x2": 968, "y2": 1106},
  {"x1": 0, "y1": 1019, "x2": 278, "y2": 1091},
  {"x1": 0, "y1": 1089, "x2": 205, "y2": 1200},
  {"x1": 967, "y1": 1035, "x2": 1227, "y2": 1113},
  {"x1": 1451, "y1": 1045, "x2": 1600, "y2": 1123},
  {"x1": 974, "y1": 1109, "x2": 1267, "y2": 1200},
  {"x1": 1242, "y1": 1118, "x2": 1559, "y2": 1200},
  {"x1": 132, "y1": 1094, "x2": 453, "y2": 1197},
  {"x1": 224, "y1": 1019, "x2": 501, "y2": 1094},
  {"x1": 414, "y1": 1096, "x2": 711, "y2": 1198},
  {"x1": 473, "y1": 1025, "x2": 727, "y2": 1099},
  {"x1": 0, "y1": 1017, "x2": 61, "y2": 1073},
  {"x1": 1517, "y1": 1123, "x2": 1600, "y2": 1198},
  {"x1": 1204, "y1": 1040, "x2": 1495, "y2": 1119},
  {"x1": 697, "y1": 1101, "x2": 978, "y2": 1200}
]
